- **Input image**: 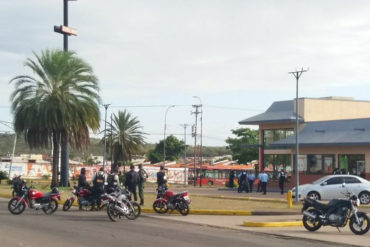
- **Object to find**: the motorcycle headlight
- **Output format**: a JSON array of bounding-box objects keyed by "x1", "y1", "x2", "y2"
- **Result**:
[{"x1": 353, "y1": 198, "x2": 360, "y2": 207}]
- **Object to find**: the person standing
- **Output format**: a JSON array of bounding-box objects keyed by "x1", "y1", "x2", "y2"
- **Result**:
[
  {"x1": 138, "y1": 164, "x2": 148, "y2": 205},
  {"x1": 247, "y1": 171, "x2": 255, "y2": 192},
  {"x1": 258, "y1": 170, "x2": 269, "y2": 195},
  {"x1": 278, "y1": 169, "x2": 286, "y2": 195},
  {"x1": 229, "y1": 170, "x2": 235, "y2": 188},
  {"x1": 125, "y1": 165, "x2": 139, "y2": 201}
]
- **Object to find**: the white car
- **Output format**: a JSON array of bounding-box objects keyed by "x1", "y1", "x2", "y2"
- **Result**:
[{"x1": 292, "y1": 175, "x2": 370, "y2": 204}]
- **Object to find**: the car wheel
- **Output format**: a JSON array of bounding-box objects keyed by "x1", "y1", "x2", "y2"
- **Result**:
[
  {"x1": 307, "y1": 191, "x2": 320, "y2": 200},
  {"x1": 359, "y1": 191, "x2": 370, "y2": 205}
]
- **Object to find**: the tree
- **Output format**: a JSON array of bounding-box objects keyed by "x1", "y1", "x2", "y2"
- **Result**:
[
  {"x1": 107, "y1": 110, "x2": 146, "y2": 171},
  {"x1": 10, "y1": 50, "x2": 101, "y2": 187},
  {"x1": 0, "y1": 171, "x2": 8, "y2": 184},
  {"x1": 226, "y1": 128, "x2": 259, "y2": 164},
  {"x1": 148, "y1": 135, "x2": 185, "y2": 164}
]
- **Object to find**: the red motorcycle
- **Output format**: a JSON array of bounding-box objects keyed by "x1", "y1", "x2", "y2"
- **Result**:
[
  {"x1": 8, "y1": 179, "x2": 61, "y2": 215},
  {"x1": 63, "y1": 184, "x2": 98, "y2": 211},
  {"x1": 153, "y1": 185, "x2": 191, "y2": 216}
]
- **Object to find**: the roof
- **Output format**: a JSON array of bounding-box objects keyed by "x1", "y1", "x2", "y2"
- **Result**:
[
  {"x1": 270, "y1": 118, "x2": 370, "y2": 147},
  {"x1": 239, "y1": 100, "x2": 303, "y2": 125}
]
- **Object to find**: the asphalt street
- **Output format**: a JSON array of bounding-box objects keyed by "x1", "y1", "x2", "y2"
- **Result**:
[{"x1": 0, "y1": 198, "x2": 357, "y2": 247}]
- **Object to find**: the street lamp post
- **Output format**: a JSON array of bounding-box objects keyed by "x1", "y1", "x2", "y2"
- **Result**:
[
  {"x1": 102, "y1": 104, "x2": 111, "y2": 171},
  {"x1": 289, "y1": 68, "x2": 308, "y2": 202},
  {"x1": 193, "y1": 96, "x2": 202, "y2": 187},
  {"x1": 163, "y1": 105, "x2": 175, "y2": 167}
]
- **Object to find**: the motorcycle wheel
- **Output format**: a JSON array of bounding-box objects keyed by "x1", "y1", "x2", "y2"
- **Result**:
[
  {"x1": 124, "y1": 201, "x2": 136, "y2": 220},
  {"x1": 349, "y1": 212, "x2": 370, "y2": 235},
  {"x1": 107, "y1": 203, "x2": 119, "y2": 222},
  {"x1": 153, "y1": 201, "x2": 168, "y2": 214},
  {"x1": 8, "y1": 198, "x2": 26, "y2": 215},
  {"x1": 177, "y1": 200, "x2": 190, "y2": 216},
  {"x1": 42, "y1": 199, "x2": 58, "y2": 215},
  {"x1": 63, "y1": 199, "x2": 73, "y2": 211},
  {"x1": 302, "y1": 209, "x2": 322, "y2": 231},
  {"x1": 131, "y1": 201, "x2": 141, "y2": 218}
]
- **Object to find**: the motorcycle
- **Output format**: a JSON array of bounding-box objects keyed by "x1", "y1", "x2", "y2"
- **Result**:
[
  {"x1": 153, "y1": 185, "x2": 191, "y2": 216},
  {"x1": 100, "y1": 185, "x2": 141, "y2": 218},
  {"x1": 301, "y1": 184, "x2": 370, "y2": 235},
  {"x1": 104, "y1": 191, "x2": 138, "y2": 221},
  {"x1": 62, "y1": 183, "x2": 100, "y2": 211},
  {"x1": 8, "y1": 180, "x2": 61, "y2": 215}
]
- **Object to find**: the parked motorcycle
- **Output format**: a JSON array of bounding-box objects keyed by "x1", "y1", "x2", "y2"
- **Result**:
[
  {"x1": 62, "y1": 183, "x2": 99, "y2": 211},
  {"x1": 301, "y1": 184, "x2": 370, "y2": 235},
  {"x1": 153, "y1": 185, "x2": 191, "y2": 216},
  {"x1": 100, "y1": 186, "x2": 141, "y2": 218},
  {"x1": 8, "y1": 180, "x2": 61, "y2": 215},
  {"x1": 104, "y1": 191, "x2": 138, "y2": 221}
]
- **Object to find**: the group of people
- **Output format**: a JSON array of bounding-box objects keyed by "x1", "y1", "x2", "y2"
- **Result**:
[
  {"x1": 230, "y1": 169, "x2": 287, "y2": 195},
  {"x1": 77, "y1": 164, "x2": 148, "y2": 210}
]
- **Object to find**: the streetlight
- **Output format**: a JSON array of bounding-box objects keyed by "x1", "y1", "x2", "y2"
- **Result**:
[
  {"x1": 0, "y1": 121, "x2": 16, "y2": 179},
  {"x1": 163, "y1": 105, "x2": 175, "y2": 166},
  {"x1": 193, "y1": 96, "x2": 203, "y2": 187},
  {"x1": 54, "y1": 0, "x2": 78, "y2": 51},
  {"x1": 289, "y1": 68, "x2": 308, "y2": 202},
  {"x1": 102, "y1": 104, "x2": 111, "y2": 171}
]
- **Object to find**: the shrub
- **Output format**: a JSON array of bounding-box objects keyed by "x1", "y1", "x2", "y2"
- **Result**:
[{"x1": 0, "y1": 171, "x2": 8, "y2": 184}]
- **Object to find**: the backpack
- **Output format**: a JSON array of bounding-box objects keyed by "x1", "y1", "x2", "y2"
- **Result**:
[
  {"x1": 107, "y1": 174, "x2": 115, "y2": 186},
  {"x1": 94, "y1": 172, "x2": 105, "y2": 186}
]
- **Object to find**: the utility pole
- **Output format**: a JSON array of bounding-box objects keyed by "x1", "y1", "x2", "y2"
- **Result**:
[
  {"x1": 102, "y1": 104, "x2": 111, "y2": 172},
  {"x1": 180, "y1": 124, "x2": 190, "y2": 185},
  {"x1": 289, "y1": 68, "x2": 308, "y2": 202},
  {"x1": 193, "y1": 96, "x2": 203, "y2": 187},
  {"x1": 54, "y1": 0, "x2": 77, "y2": 187},
  {"x1": 110, "y1": 113, "x2": 113, "y2": 169},
  {"x1": 192, "y1": 105, "x2": 200, "y2": 187}
]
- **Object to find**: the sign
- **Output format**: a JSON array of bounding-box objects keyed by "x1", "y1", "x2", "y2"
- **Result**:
[{"x1": 54, "y1": 25, "x2": 77, "y2": 36}]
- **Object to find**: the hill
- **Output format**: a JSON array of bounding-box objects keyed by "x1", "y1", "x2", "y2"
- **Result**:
[{"x1": 0, "y1": 134, "x2": 230, "y2": 160}]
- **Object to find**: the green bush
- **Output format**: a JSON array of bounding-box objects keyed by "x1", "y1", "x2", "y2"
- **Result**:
[
  {"x1": 224, "y1": 180, "x2": 238, "y2": 188},
  {"x1": 42, "y1": 174, "x2": 50, "y2": 180},
  {"x1": 0, "y1": 171, "x2": 8, "y2": 184}
]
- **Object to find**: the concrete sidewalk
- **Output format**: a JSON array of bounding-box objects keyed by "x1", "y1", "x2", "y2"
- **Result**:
[{"x1": 145, "y1": 214, "x2": 370, "y2": 247}]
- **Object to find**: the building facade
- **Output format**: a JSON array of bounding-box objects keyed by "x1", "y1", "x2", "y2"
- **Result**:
[{"x1": 239, "y1": 97, "x2": 370, "y2": 187}]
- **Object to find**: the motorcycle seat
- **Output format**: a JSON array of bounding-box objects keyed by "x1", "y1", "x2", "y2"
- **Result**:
[{"x1": 309, "y1": 199, "x2": 331, "y2": 211}]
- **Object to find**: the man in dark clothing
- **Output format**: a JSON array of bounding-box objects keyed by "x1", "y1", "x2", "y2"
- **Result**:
[
  {"x1": 229, "y1": 170, "x2": 235, "y2": 188},
  {"x1": 156, "y1": 166, "x2": 166, "y2": 187},
  {"x1": 78, "y1": 168, "x2": 89, "y2": 189},
  {"x1": 138, "y1": 164, "x2": 148, "y2": 205},
  {"x1": 278, "y1": 169, "x2": 286, "y2": 195},
  {"x1": 125, "y1": 165, "x2": 139, "y2": 201},
  {"x1": 91, "y1": 168, "x2": 105, "y2": 210}
]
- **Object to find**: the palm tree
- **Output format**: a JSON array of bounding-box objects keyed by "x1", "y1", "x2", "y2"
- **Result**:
[
  {"x1": 107, "y1": 110, "x2": 146, "y2": 172},
  {"x1": 10, "y1": 49, "x2": 101, "y2": 187}
]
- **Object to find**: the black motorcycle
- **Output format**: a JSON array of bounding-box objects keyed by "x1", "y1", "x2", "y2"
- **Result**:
[{"x1": 301, "y1": 186, "x2": 369, "y2": 235}]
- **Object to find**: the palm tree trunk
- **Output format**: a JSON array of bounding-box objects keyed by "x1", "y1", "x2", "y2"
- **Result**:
[
  {"x1": 51, "y1": 131, "x2": 59, "y2": 188},
  {"x1": 60, "y1": 130, "x2": 69, "y2": 187}
]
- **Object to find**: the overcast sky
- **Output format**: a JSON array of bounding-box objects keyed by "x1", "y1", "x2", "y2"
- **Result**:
[{"x1": 1, "y1": 0, "x2": 370, "y2": 146}]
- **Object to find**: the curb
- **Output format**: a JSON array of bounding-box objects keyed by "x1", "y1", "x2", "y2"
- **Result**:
[
  {"x1": 243, "y1": 221, "x2": 303, "y2": 227},
  {"x1": 193, "y1": 194, "x2": 288, "y2": 204}
]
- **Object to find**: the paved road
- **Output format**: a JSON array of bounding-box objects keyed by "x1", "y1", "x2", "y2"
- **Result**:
[{"x1": 0, "y1": 199, "x2": 353, "y2": 247}]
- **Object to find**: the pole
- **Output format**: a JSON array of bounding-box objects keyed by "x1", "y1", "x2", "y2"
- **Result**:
[
  {"x1": 289, "y1": 68, "x2": 308, "y2": 201},
  {"x1": 103, "y1": 104, "x2": 110, "y2": 171},
  {"x1": 63, "y1": 0, "x2": 68, "y2": 51},
  {"x1": 163, "y1": 105, "x2": 175, "y2": 167},
  {"x1": 8, "y1": 133, "x2": 17, "y2": 179},
  {"x1": 192, "y1": 105, "x2": 200, "y2": 187},
  {"x1": 180, "y1": 124, "x2": 189, "y2": 185},
  {"x1": 110, "y1": 113, "x2": 113, "y2": 168}
]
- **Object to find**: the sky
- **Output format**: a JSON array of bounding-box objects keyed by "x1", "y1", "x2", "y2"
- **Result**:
[{"x1": 1, "y1": 0, "x2": 370, "y2": 146}]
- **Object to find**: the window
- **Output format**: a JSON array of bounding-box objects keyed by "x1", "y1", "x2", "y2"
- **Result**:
[
  {"x1": 307, "y1": 155, "x2": 322, "y2": 174},
  {"x1": 326, "y1": 177, "x2": 343, "y2": 185},
  {"x1": 294, "y1": 154, "x2": 335, "y2": 174},
  {"x1": 263, "y1": 129, "x2": 294, "y2": 148},
  {"x1": 344, "y1": 177, "x2": 361, "y2": 184}
]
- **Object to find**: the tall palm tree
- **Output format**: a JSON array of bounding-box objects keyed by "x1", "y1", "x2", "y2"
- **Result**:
[
  {"x1": 107, "y1": 110, "x2": 146, "y2": 172},
  {"x1": 10, "y1": 49, "x2": 101, "y2": 187}
]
